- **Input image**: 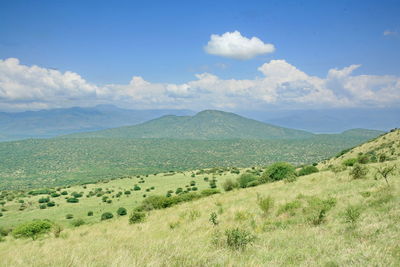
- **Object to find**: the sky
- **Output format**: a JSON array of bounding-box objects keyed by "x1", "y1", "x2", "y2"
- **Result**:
[{"x1": 0, "y1": 0, "x2": 399, "y2": 112}]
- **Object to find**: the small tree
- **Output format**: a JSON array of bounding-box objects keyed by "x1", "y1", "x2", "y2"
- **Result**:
[
  {"x1": 375, "y1": 165, "x2": 396, "y2": 185},
  {"x1": 12, "y1": 220, "x2": 52, "y2": 240},
  {"x1": 257, "y1": 195, "x2": 274, "y2": 217}
]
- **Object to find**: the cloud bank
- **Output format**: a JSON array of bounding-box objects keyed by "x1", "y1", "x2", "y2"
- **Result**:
[
  {"x1": 0, "y1": 57, "x2": 399, "y2": 111},
  {"x1": 204, "y1": 31, "x2": 275, "y2": 60}
]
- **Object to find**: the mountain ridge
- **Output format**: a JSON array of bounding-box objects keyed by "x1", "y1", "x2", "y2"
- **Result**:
[{"x1": 62, "y1": 109, "x2": 315, "y2": 140}]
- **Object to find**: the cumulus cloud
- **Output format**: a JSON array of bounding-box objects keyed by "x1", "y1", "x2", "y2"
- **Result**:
[
  {"x1": 204, "y1": 31, "x2": 275, "y2": 59},
  {"x1": 0, "y1": 57, "x2": 399, "y2": 111},
  {"x1": 0, "y1": 58, "x2": 99, "y2": 110}
]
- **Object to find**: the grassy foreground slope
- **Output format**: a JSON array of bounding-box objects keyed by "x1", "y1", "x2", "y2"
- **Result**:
[{"x1": 0, "y1": 130, "x2": 398, "y2": 266}]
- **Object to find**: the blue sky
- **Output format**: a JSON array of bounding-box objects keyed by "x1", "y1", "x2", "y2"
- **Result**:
[{"x1": 0, "y1": 0, "x2": 399, "y2": 111}]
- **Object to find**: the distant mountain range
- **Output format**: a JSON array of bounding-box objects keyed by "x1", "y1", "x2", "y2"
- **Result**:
[
  {"x1": 0, "y1": 105, "x2": 193, "y2": 141},
  {"x1": 63, "y1": 110, "x2": 315, "y2": 140},
  {"x1": 0, "y1": 105, "x2": 395, "y2": 141}
]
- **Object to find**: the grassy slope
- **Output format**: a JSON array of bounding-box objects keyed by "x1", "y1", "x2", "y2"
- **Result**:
[{"x1": 0, "y1": 130, "x2": 399, "y2": 266}]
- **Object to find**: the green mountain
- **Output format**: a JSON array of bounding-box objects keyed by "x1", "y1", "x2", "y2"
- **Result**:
[{"x1": 63, "y1": 110, "x2": 315, "y2": 139}]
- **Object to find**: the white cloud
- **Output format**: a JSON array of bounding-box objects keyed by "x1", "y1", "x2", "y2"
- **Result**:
[
  {"x1": 0, "y1": 58, "x2": 99, "y2": 110},
  {"x1": 0, "y1": 57, "x2": 399, "y2": 111},
  {"x1": 204, "y1": 31, "x2": 275, "y2": 60},
  {"x1": 383, "y1": 30, "x2": 398, "y2": 36}
]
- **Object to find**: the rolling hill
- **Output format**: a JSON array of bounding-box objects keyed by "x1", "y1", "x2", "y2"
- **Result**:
[{"x1": 63, "y1": 110, "x2": 315, "y2": 139}]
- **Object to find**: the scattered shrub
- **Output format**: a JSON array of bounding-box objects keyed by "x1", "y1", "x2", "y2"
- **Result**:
[
  {"x1": 38, "y1": 197, "x2": 50, "y2": 203},
  {"x1": 257, "y1": 195, "x2": 274, "y2": 216},
  {"x1": 133, "y1": 185, "x2": 141, "y2": 191},
  {"x1": 222, "y1": 178, "x2": 238, "y2": 191},
  {"x1": 201, "y1": 189, "x2": 220, "y2": 197},
  {"x1": 39, "y1": 204, "x2": 46, "y2": 209},
  {"x1": 225, "y1": 228, "x2": 256, "y2": 250},
  {"x1": 343, "y1": 205, "x2": 361, "y2": 223},
  {"x1": 343, "y1": 158, "x2": 357, "y2": 167},
  {"x1": 350, "y1": 164, "x2": 368, "y2": 179},
  {"x1": 261, "y1": 162, "x2": 296, "y2": 183},
  {"x1": 70, "y1": 219, "x2": 85, "y2": 227},
  {"x1": 87, "y1": 211, "x2": 93, "y2": 216},
  {"x1": 61, "y1": 191, "x2": 68, "y2": 195},
  {"x1": 12, "y1": 220, "x2": 52, "y2": 240},
  {"x1": 52, "y1": 224, "x2": 63, "y2": 238},
  {"x1": 298, "y1": 165, "x2": 319, "y2": 176},
  {"x1": 124, "y1": 190, "x2": 131, "y2": 195},
  {"x1": 129, "y1": 211, "x2": 146, "y2": 224},
  {"x1": 209, "y1": 212, "x2": 219, "y2": 226},
  {"x1": 117, "y1": 207, "x2": 127, "y2": 216},
  {"x1": 237, "y1": 173, "x2": 257, "y2": 188},
  {"x1": 304, "y1": 197, "x2": 336, "y2": 225},
  {"x1": 101, "y1": 212, "x2": 114, "y2": 221},
  {"x1": 67, "y1": 197, "x2": 79, "y2": 203},
  {"x1": 66, "y1": 214, "x2": 74, "y2": 219},
  {"x1": 47, "y1": 201, "x2": 55, "y2": 207}
]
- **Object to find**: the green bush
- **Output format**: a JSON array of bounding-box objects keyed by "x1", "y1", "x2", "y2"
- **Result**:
[
  {"x1": 67, "y1": 197, "x2": 79, "y2": 203},
  {"x1": 70, "y1": 218, "x2": 85, "y2": 227},
  {"x1": 133, "y1": 185, "x2": 141, "y2": 191},
  {"x1": 261, "y1": 162, "x2": 296, "y2": 182},
  {"x1": 61, "y1": 191, "x2": 68, "y2": 195},
  {"x1": 87, "y1": 211, "x2": 93, "y2": 216},
  {"x1": 350, "y1": 164, "x2": 368, "y2": 179},
  {"x1": 12, "y1": 220, "x2": 52, "y2": 240},
  {"x1": 129, "y1": 211, "x2": 146, "y2": 224},
  {"x1": 343, "y1": 205, "x2": 361, "y2": 223},
  {"x1": 175, "y1": 187, "x2": 183, "y2": 194},
  {"x1": 38, "y1": 197, "x2": 50, "y2": 203},
  {"x1": 0, "y1": 227, "x2": 10, "y2": 237},
  {"x1": 298, "y1": 165, "x2": 319, "y2": 176},
  {"x1": 124, "y1": 190, "x2": 131, "y2": 195},
  {"x1": 47, "y1": 201, "x2": 55, "y2": 207},
  {"x1": 225, "y1": 228, "x2": 256, "y2": 250},
  {"x1": 101, "y1": 212, "x2": 114, "y2": 221},
  {"x1": 39, "y1": 204, "x2": 47, "y2": 209},
  {"x1": 303, "y1": 197, "x2": 336, "y2": 225},
  {"x1": 117, "y1": 207, "x2": 127, "y2": 216},
  {"x1": 343, "y1": 158, "x2": 357, "y2": 167},
  {"x1": 0, "y1": 212, "x2": 2, "y2": 217},
  {"x1": 51, "y1": 193, "x2": 60, "y2": 198},
  {"x1": 257, "y1": 195, "x2": 274, "y2": 216},
  {"x1": 237, "y1": 173, "x2": 257, "y2": 188},
  {"x1": 209, "y1": 212, "x2": 219, "y2": 226},
  {"x1": 222, "y1": 178, "x2": 237, "y2": 191},
  {"x1": 66, "y1": 214, "x2": 74, "y2": 219},
  {"x1": 200, "y1": 189, "x2": 220, "y2": 197}
]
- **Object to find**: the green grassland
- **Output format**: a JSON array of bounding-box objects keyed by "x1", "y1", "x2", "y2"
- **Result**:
[
  {"x1": 0, "y1": 130, "x2": 398, "y2": 266},
  {"x1": 0, "y1": 134, "x2": 381, "y2": 190},
  {"x1": 0, "y1": 169, "x2": 239, "y2": 228}
]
